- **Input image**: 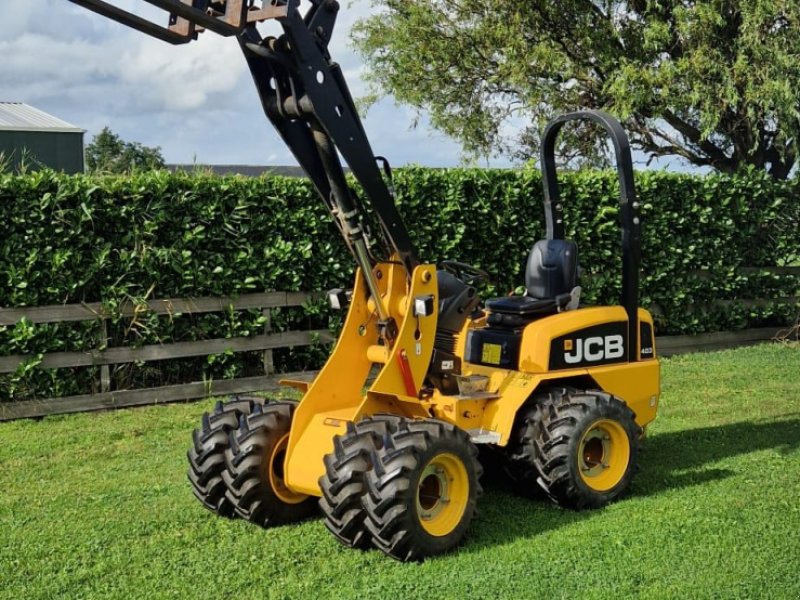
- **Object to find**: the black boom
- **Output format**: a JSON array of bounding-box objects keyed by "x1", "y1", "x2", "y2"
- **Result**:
[{"x1": 68, "y1": 0, "x2": 419, "y2": 283}]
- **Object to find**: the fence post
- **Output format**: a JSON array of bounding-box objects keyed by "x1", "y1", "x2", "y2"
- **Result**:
[
  {"x1": 263, "y1": 308, "x2": 274, "y2": 375},
  {"x1": 98, "y1": 318, "x2": 111, "y2": 393}
]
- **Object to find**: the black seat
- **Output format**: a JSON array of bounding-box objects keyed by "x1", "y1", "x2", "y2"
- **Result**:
[{"x1": 486, "y1": 239, "x2": 578, "y2": 327}]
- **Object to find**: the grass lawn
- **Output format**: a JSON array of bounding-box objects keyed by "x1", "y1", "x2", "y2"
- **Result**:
[{"x1": 1, "y1": 343, "x2": 799, "y2": 599}]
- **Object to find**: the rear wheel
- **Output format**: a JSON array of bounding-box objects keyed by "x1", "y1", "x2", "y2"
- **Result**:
[
  {"x1": 364, "y1": 419, "x2": 482, "y2": 561},
  {"x1": 504, "y1": 399, "x2": 548, "y2": 498},
  {"x1": 534, "y1": 388, "x2": 640, "y2": 509},
  {"x1": 186, "y1": 396, "x2": 264, "y2": 518},
  {"x1": 319, "y1": 414, "x2": 403, "y2": 549},
  {"x1": 223, "y1": 402, "x2": 317, "y2": 527}
]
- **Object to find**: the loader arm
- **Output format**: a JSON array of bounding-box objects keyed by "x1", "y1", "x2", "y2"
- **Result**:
[{"x1": 68, "y1": 0, "x2": 419, "y2": 339}]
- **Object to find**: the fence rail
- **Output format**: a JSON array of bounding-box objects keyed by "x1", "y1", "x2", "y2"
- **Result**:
[
  {"x1": 0, "y1": 291, "x2": 313, "y2": 325},
  {"x1": 0, "y1": 372, "x2": 317, "y2": 421},
  {"x1": 0, "y1": 291, "x2": 330, "y2": 418},
  {"x1": 0, "y1": 330, "x2": 331, "y2": 373},
  {"x1": 0, "y1": 285, "x2": 797, "y2": 422}
]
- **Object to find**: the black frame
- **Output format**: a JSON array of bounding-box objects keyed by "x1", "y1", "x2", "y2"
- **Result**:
[
  {"x1": 237, "y1": 1, "x2": 418, "y2": 273},
  {"x1": 540, "y1": 110, "x2": 641, "y2": 362}
]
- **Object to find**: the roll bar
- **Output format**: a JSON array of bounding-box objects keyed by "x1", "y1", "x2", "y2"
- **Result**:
[{"x1": 540, "y1": 110, "x2": 641, "y2": 363}]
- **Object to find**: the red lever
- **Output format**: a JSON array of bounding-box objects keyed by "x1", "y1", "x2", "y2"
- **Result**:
[{"x1": 396, "y1": 349, "x2": 417, "y2": 397}]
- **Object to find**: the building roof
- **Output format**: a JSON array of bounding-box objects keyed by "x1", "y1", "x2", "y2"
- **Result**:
[{"x1": 0, "y1": 102, "x2": 84, "y2": 133}]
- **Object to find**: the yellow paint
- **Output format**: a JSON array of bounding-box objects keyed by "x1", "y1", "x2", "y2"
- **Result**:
[
  {"x1": 428, "y1": 393, "x2": 491, "y2": 431},
  {"x1": 578, "y1": 419, "x2": 630, "y2": 492},
  {"x1": 590, "y1": 360, "x2": 660, "y2": 426},
  {"x1": 417, "y1": 452, "x2": 470, "y2": 537},
  {"x1": 283, "y1": 265, "x2": 383, "y2": 496},
  {"x1": 356, "y1": 264, "x2": 438, "y2": 417},
  {"x1": 366, "y1": 344, "x2": 390, "y2": 363},
  {"x1": 518, "y1": 306, "x2": 628, "y2": 372},
  {"x1": 269, "y1": 433, "x2": 309, "y2": 504},
  {"x1": 358, "y1": 390, "x2": 431, "y2": 420},
  {"x1": 471, "y1": 359, "x2": 660, "y2": 446},
  {"x1": 283, "y1": 260, "x2": 661, "y2": 496},
  {"x1": 472, "y1": 368, "x2": 545, "y2": 445},
  {"x1": 284, "y1": 262, "x2": 439, "y2": 496},
  {"x1": 395, "y1": 294, "x2": 409, "y2": 317},
  {"x1": 461, "y1": 307, "x2": 660, "y2": 445}
]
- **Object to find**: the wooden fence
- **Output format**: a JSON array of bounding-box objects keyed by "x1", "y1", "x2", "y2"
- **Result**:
[
  {"x1": 0, "y1": 291, "x2": 332, "y2": 420},
  {"x1": 0, "y1": 282, "x2": 797, "y2": 422}
]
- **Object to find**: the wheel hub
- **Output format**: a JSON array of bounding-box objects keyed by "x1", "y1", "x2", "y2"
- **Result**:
[
  {"x1": 577, "y1": 419, "x2": 631, "y2": 492},
  {"x1": 580, "y1": 429, "x2": 611, "y2": 477},
  {"x1": 417, "y1": 464, "x2": 450, "y2": 521},
  {"x1": 415, "y1": 452, "x2": 469, "y2": 537}
]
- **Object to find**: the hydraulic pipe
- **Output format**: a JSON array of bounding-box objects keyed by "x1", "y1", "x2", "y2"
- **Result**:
[{"x1": 309, "y1": 121, "x2": 390, "y2": 322}]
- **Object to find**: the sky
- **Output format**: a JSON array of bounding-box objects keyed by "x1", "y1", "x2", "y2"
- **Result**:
[{"x1": 1, "y1": 0, "x2": 478, "y2": 168}]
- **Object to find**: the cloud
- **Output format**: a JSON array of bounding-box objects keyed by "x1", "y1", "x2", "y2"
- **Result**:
[
  {"x1": 120, "y1": 35, "x2": 245, "y2": 111},
  {"x1": 0, "y1": 0, "x2": 487, "y2": 167}
]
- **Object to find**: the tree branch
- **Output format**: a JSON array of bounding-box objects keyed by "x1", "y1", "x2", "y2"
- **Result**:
[{"x1": 662, "y1": 110, "x2": 734, "y2": 170}]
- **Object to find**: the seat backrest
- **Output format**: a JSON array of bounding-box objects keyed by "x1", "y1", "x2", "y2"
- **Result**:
[{"x1": 525, "y1": 239, "x2": 578, "y2": 299}]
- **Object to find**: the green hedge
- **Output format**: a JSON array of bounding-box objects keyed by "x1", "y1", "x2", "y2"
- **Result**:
[{"x1": 1, "y1": 168, "x2": 798, "y2": 399}]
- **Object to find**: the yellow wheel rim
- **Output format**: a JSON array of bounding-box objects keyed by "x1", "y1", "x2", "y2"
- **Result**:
[
  {"x1": 416, "y1": 452, "x2": 469, "y2": 537},
  {"x1": 268, "y1": 433, "x2": 308, "y2": 505},
  {"x1": 578, "y1": 419, "x2": 630, "y2": 492}
]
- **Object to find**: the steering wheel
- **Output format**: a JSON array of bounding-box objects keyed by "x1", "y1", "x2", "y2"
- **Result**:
[{"x1": 438, "y1": 260, "x2": 490, "y2": 286}]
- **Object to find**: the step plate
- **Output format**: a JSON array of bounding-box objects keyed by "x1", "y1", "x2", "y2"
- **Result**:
[
  {"x1": 454, "y1": 391, "x2": 501, "y2": 401},
  {"x1": 467, "y1": 428, "x2": 502, "y2": 445}
]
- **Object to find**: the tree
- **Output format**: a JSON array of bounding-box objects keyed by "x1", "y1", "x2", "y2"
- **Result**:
[
  {"x1": 85, "y1": 127, "x2": 165, "y2": 173},
  {"x1": 353, "y1": 1, "x2": 800, "y2": 178}
]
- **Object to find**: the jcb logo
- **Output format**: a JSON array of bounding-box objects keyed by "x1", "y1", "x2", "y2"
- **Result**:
[{"x1": 564, "y1": 335, "x2": 625, "y2": 364}]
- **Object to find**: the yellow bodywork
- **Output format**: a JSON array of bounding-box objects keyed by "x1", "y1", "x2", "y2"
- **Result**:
[
  {"x1": 285, "y1": 262, "x2": 438, "y2": 495},
  {"x1": 283, "y1": 265, "x2": 660, "y2": 496},
  {"x1": 459, "y1": 307, "x2": 660, "y2": 445}
]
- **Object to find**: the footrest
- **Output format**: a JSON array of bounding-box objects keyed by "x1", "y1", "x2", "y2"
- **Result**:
[
  {"x1": 466, "y1": 428, "x2": 501, "y2": 444},
  {"x1": 455, "y1": 374, "x2": 489, "y2": 395}
]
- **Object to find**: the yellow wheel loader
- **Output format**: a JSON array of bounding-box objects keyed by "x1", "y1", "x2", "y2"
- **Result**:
[{"x1": 69, "y1": 0, "x2": 660, "y2": 561}]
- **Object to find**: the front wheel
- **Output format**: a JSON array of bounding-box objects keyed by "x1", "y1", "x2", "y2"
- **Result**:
[
  {"x1": 534, "y1": 388, "x2": 640, "y2": 509},
  {"x1": 319, "y1": 414, "x2": 404, "y2": 549},
  {"x1": 186, "y1": 396, "x2": 265, "y2": 518},
  {"x1": 223, "y1": 402, "x2": 317, "y2": 527},
  {"x1": 364, "y1": 419, "x2": 482, "y2": 561}
]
